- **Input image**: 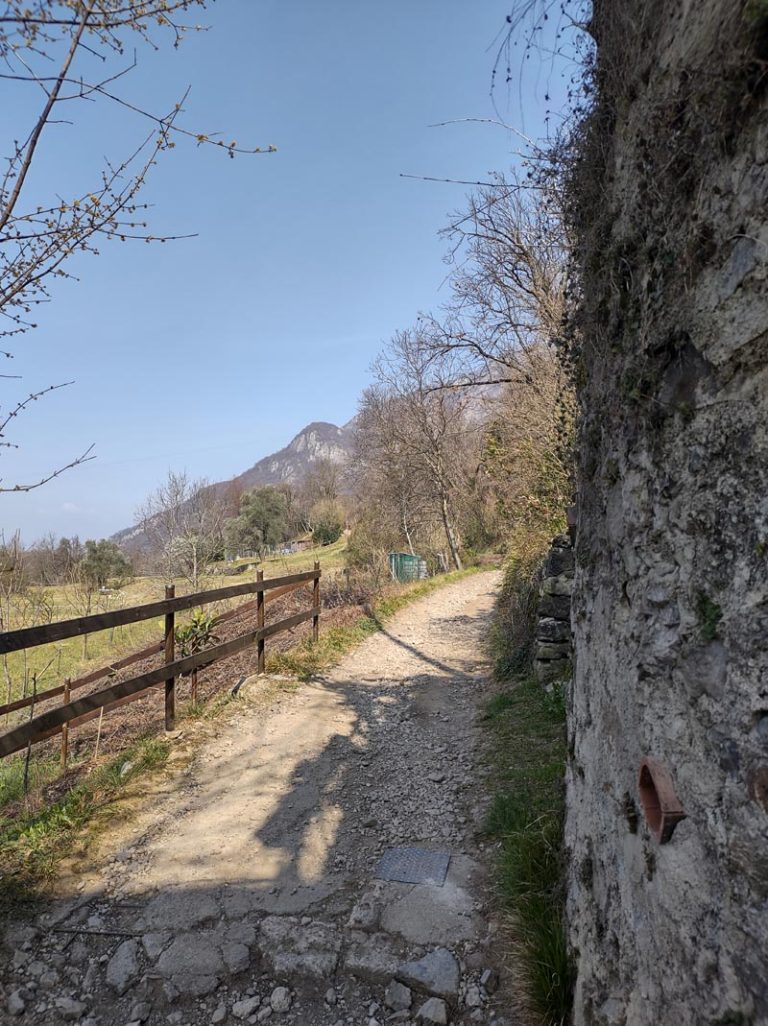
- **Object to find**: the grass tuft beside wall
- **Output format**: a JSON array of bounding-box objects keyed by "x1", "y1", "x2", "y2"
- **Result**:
[{"x1": 483, "y1": 670, "x2": 574, "y2": 1025}]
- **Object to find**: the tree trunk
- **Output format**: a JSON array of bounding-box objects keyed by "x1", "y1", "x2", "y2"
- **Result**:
[
  {"x1": 402, "y1": 509, "x2": 416, "y2": 556},
  {"x1": 440, "y1": 493, "x2": 463, "y2": 570}
]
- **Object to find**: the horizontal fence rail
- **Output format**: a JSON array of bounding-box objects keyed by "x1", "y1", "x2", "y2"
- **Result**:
[
  {"x1": 0, "y1": 578, "x2": 308, "y2": 718},
  {"x1": 0, "y1": 570, "x2": 318, "y2": 655},
  {"x1": 0, "y1": 564, "x2": 321, "y2": 762}
]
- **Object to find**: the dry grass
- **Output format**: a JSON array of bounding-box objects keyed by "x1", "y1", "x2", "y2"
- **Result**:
[{"x1": 226, "y1": 536, "x2": 349, "y2": 575}]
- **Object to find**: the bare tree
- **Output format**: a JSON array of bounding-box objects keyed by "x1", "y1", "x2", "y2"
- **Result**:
[
  {"x1": 275, "y1": 483, "x2": 307, "y2": 540},
  {"x1": 302, "y1": 458, "x2": 343, "y2": 506},
  {"x1": 0, "y1": 531, "x2": 28, "y2": 703},
  {"x1": 65, "y1": 561, "x2": 97, "y2": 658},
  {"x1": 137, "y1": 470, "x2": 225, "y2": 588},
  {"x1": 353, "y1": 409, "x2": 435, "y2": 559},
  {"x1": 422, "y1": 172, "x2": 567, "y2": 391},
  {"x1": 354, "y1": 169, "x2": 574, "y2": 571},
  {"x1": 358, "y1": 329, "x2": 483, "y2": 571},
  {"x1": 1, "y1": 2, "x2": 274, "y2": 491},
  {"x1": 418, "y1": 172, "x2": 575, "y2": 540},
  {"x1": 0, "y1": 532, "x2": 55, "y2": 703}
]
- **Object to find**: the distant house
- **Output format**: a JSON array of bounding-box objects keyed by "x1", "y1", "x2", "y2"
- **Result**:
[{"x1": 287, "y1": 535, "x2": 314, "y2": 554}]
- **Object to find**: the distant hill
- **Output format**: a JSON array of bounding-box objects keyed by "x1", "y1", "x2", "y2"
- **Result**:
[
  {"x1": 112, "y1": 419, "x2": 356, "y2": 551},
  {"x1": 227, "y1": 420, "x2": 355, "y2": 492}
]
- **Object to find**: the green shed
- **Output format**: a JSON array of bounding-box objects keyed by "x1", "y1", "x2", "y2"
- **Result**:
[{"x1": 389, "y1": 552, "x2": 428, "y2": 582}]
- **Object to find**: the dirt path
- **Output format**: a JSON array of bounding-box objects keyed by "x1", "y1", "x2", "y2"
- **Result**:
[{"x1": 1, "y1": 571, "x2": 510, "y2": 1026}]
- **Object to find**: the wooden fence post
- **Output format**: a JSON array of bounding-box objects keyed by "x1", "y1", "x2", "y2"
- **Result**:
[
  {"x1": 164, "y1": 584, "x2": 175, "y2": 731},
  {"x1": 93, "y1": 706, "x2": 104, "y2": 763},
  {"x1": 23, "y1": 673, "x2": 37, "y2": 794},
  {"x1": 60, "y1": 678, "x2": 71, "y2": 772},
  {"x1": 313, "y1": 561, "x2": 320, "y2": 642},
  {"x1": 256, "y1": 569, "x2": 265, "y2": 674}
]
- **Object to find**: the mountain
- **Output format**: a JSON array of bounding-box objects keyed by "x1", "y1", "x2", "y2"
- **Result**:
[
  {"x1": 227, "y1": 420, "x2": 355, "y2": 492},
  {"x1": 112, "y1": 419, "x2": 356, "y2": 550}
]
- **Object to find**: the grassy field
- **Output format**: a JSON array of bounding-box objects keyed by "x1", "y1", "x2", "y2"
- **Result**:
[
  {"x1": 0, "y1": 538, "x2": 350, "y2": 714},
  {"x1": 228, "y1": 536, "x2": 349, "y2": 575}
]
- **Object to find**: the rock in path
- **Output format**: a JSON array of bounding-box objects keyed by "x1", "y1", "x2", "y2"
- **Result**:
[
  {"x1": 105, "y1": 938, "x2": 140, "y2": 995},
  {"x1": 396, "y1": 947, "x2": 461, "y2": 1004},
  {"x1": 232, "y1": 996, "x2": 260, "y2": 1019},
  {"x1": 385, "y1": 979, "x2": 413, "y2": 1011},
  {"x1": 270, "y1": 986, "x2": 292, "y2": 1012},
  {"x1": 416, "y1": 996, "x2": 450, "y2": 1025},
  {"x1": 259, "y1": 916, "x2": 341, "y2": 978}
]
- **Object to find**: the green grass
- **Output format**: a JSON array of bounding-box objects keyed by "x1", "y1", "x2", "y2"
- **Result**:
[
  {"x1": 225, "y1": 536, "x2": 349, "y2": 575},
  {"x1": 0, "y1": 752, "x2": 64, "y2": 809},
  {"x1": 264, "y1": 535, "x2": 348, "y2": 573},
  {"x1": 483, "y1": 672, "x2": 574, "y2": 1025},
  {"x1": 268, "y1": 567, "x2": 483, "y2": 680},
  {"x1": 0, "y1": 735, "x2": 170, "y2": 911},
  {"x1": 745, "y1": 0, "x2": 768, "y2": 26},
  {"x1": 695, "y1": 590, "x2": 723, "y2": 642}
]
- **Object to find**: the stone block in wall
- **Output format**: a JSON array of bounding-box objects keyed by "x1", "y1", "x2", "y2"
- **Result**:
[
  {"x1": 537, "y1": 617, "x2": 572, "y2": 643},
  {"x1": 539, "y1": 592, "x2": 572, "y2": 620},
  {"x1": 544, "y1": 537, "x2": 575, "y2": 578},
  {"x1": 534, "y1": 535, "x2": 574, "y2": 689},
  {"x1": 541, "y1": 573, "x2": 574, "y2": 597},
  {"x1": 535, "y1": 641, "x2": 572, "y2": 661},
  {"x1": 534, "y1": 658, "x2": 571, "y2": 685}
]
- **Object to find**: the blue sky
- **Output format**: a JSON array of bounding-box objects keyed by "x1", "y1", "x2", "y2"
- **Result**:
[{"x1": 1, "y1": 1, "x2": 572, "y2": 541}]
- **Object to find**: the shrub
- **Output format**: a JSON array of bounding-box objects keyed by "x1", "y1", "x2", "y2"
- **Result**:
[{"x1": 311, "y1": 500, "x2": 345, "y2": 546}]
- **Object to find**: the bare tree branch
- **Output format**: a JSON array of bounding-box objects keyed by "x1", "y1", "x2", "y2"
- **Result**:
[
  {"x1": 1, "y1": 0, "x2": 272, "y2": 493},
  {"x1": 0, "y1": 444, "x2": 95, "y2": 492},
  {"x1": 399, "y1": 173, "x2": 502, "y2": 187}
]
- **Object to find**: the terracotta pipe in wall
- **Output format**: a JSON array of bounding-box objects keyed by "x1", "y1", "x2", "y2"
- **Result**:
[{"x1": 638, "y1": 758, "x2": 687, "y2": 843}]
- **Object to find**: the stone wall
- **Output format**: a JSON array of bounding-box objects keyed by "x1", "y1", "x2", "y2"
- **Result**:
[
  {"x1": 566, "y1": 3, "x2": 768, "y2": 1024},
  {"x1": 533, "y1": 535, "x2": 573, "y2": 685}
]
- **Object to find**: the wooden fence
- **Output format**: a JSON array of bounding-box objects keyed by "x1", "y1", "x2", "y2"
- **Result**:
[{"x1": 0, "y1": 563, "x2": 321, "y2": 760}]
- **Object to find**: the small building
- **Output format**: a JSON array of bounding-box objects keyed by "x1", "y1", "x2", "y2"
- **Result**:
[
  {"x1": 287, "y1": 535, "x2": 314, "y2": 554},
  {"x1": 388, "y1": 552, "x2": 428, "y2": 583}
]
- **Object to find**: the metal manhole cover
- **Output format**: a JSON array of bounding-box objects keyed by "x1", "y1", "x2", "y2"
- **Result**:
[{"x1": 374, "y1": 847, "x2": 450, "y2": 886}]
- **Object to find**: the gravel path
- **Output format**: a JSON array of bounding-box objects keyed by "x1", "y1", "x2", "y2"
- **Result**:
[{"x1": 1, "y1": 571, "x2": 511, "y2": 1026}]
